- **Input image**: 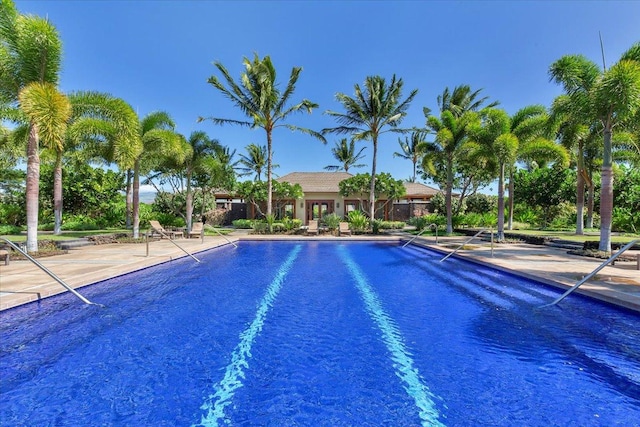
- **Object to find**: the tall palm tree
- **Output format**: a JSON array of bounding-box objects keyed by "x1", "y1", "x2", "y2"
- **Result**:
[
  {"x1": 324, "y1": 75, "x2": 417, "y2": 218},
  {"x1": 506, "y1": 105, "x2": 569, "y2": 230},
  {"x1": 550, "y1": 95, "x2": 596, "y2": 234},
  {"x1": 468, "y1": 108, "x2": 519, "y2": 241},
  {"x1": 324, "y1": 138, "x2": 366, "y2": 173},
  {"x1": 181, "y1": 131, "x2": 220, "y2": 231},
  {"x1": 422, "y1": 85, "x2": 496, "y2": 234},
  {"x1": 238, "y1": 143, "x2": 273, "y2": 181},
  {"x1": 201, "y1": 53, "x2": 324, "y2": 217},
  {"x1": 393, "y1": 130, "x2": 426, "y2": 182},
  {"x1": 132, "y1": 111, "x2": 185, "y2": 238},
  {"x1": 1, "y1": 0, "x2": 65, "y2": 252},
  {"x1": 549, "y1": 42, "x2": 640, "y2": 252}
]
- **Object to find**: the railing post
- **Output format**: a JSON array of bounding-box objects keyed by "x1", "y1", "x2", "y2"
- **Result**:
[{"x1": 145, "y1": 230, "x2": 149, "y2": 257}]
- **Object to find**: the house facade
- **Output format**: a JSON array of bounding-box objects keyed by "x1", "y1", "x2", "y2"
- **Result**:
[{"x1": 275, "y1": 172, "x2": 442, "y2": 225}]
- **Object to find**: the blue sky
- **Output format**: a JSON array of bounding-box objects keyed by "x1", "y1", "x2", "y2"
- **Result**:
[{"x1": 15, "y1": 0, "x2": 640, "y2": 192}]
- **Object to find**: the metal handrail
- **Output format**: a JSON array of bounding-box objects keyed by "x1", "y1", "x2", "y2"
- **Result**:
[
  {"x1": 542, "y1": 239, "x2": 639, "y2": 307},
  {"x1": 403, "y1": 223, "x2": 438, "y2": 247},
  {"x1": 440, "y1": 229, "x2": 493, "y2": 262},
  {"x1": 208, "y1": 225, "x2": 238, "y2": 249},
  {"x1": 0, "y1": 237, "x2": 99, "y2": 306},
  {"x1": 146, "y1": 229, "x2": 200, "y2": 263}
]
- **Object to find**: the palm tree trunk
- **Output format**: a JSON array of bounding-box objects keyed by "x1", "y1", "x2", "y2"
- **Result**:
[
  {"x1": 125, "y1": 169, "x2": 132, "y2": 229},
  {"x1": 266, "y1": 128, "x2": 273, "y2": 218},
  {"x1": 132, "y1": 160, "x2": 140, "y2": 239},
  {"x1": 576, "y1": 170, "x2": 585, "y2": 235},
  {"x1": 507, "y1": 166, "x2": 514, "y2": 230},
  {"x1": 53, "y1": 151, "x2": 63, "y2": 235},
  {"x1": 598, "y1": 127, "x2": 613, "y2": 252},
  {"x1": 497, "y1": 163, "x2": 506, "y2": 242},
  {"x1": 445, "y1": 157, "x2": 453, "y2": 234},
  {"x1": 369, "y1": 137, "x2": 378, "y2": 220},
  {"x1": 186, "y1": 170, "x2": 193, "y2": 232},
  {"x1": 586, "y1": 176, "x2": 594, "y2": 228},
  {"x1": 25, "y1": 123, "x2": 40, "y2": 253},
  {"x1": 575, "y1": 141, "x2": 585, "y2": 235}
]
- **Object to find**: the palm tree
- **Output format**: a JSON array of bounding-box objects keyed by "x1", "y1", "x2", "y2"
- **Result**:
[
  {"x1": 132, "y1": 111, "x2": 185, "y2": 238},
  {"x1": 506, "y1": 105, "x2": 569, "y2": 230},
  {"x1": 393, "y1": 131, "x2": 426, "y2": 182},
  {"x1": 324, "y1": 138, "x2": 366, "y2": 173},
  {"x1": 421, "y1": 85, "x2": 496, "y2": 234},
  {"x1": 181, "y1": 131, "x2": 220, "y2": 231},
  {"x1": 468, "y1": 108, "x2": 519, "y2": 241},
  {"x1": 550, "y1": 95, "x2": 596, "y2": 234},
  {"x1": 324, "y1": 75, "x2": 417, "y2": 218},
  {"x1": 201, "y1": 53, "x2": 324, "y2": 217},
  {"x1": 238, "y1": 143, "x2": 273, "y2": 181},
  {"x1": 1, "y1": 0, "x2": 65, "y2": 252},
  {"x1": 549, "y1": 42, "x2": 640, "y2": 252}
]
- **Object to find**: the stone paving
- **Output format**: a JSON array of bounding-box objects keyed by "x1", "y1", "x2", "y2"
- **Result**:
[{"x1": 0, "y1": 233, "x2": 638, "y2": 312}]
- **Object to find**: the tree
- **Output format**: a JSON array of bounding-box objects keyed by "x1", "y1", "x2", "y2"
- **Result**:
[
  {"x1": 506, "y1": 105, "x2": 569, "y2": 230},
  {"x1": 131, "y1": 112, "x2": 185, "y2": 238},
  {"x1": 468, "y1": 109, "x2": 519, "y2": 241},
  {"x1": 393, "y1": 130, "x2": 426, "y2": 182},
  {"x1": 422, "y1": 109, "x2": 480, "y2": 233},
  {"x1": 324, "y1": 138, "x2": 367, "y2": 173},
  {"x1": 338, "y1": 172, "x2": 406, "y2": 219},
  {"x1": 0, "y1": 0, "x2": 65, "y2": 252},
  {"x1": 235, "y1": 180, "x2": 303, "y2": 219},
  {"x1": 65, "y1": 91, "x2": 141, "y2": 230},
  {"x1": 324, "y1": 75, "x2": 417, "y2": 218},
  {"x1": 238, "y1": 143, "x2": 274, "y2": 181},
  {"x1": 550, "y1": 95, "x2": 599, "y2": 234},
  {"x1": 549, "y1": 42, "x2": 640, "y2": 252},
  {"x1": 201, "y1": 53, "x2": 324, "y2": 217},
  {"x1": 421, "y1": 85, "x2": 497, "y2": 234}
]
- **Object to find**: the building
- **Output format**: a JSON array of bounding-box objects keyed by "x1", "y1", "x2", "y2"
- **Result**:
[{"x1": 274, "y1": 172, "x2": 442, "y2": 224}]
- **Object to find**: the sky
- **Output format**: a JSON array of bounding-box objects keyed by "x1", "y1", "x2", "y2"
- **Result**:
[{"x1": 13, "y1": 0, "x2": 640, "y2": 193}]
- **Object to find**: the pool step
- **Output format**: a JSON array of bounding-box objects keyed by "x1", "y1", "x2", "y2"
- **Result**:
[{"x1": 57, "y1": 238, "x2": 95, "y2": 250}]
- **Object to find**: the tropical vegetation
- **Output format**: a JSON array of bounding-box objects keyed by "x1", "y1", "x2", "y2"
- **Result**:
[{"x1": 1, "y1": 0, "x2": 638, "y2": 249}]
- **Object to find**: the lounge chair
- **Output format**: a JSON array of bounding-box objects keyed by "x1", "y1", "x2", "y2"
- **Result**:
[
  {"x1": 188, "y1": 222, "x2": 204, "y2": 238},
  {"x1": 149, "y1": 220, "x2": 184, "y2": 239},
  {"x1": 339, "y1": 222, "x2": 351, "y2": 236},
  {"x1": 306, "y1": 220, "x2": 319, "y2": 235}
]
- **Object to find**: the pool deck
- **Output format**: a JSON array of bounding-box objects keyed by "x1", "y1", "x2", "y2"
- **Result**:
[{"x1": 0, "y1": 232, "x2": 638, "y2": 312}]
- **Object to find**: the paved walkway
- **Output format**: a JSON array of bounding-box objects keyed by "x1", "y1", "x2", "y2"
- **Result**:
[{"x1": 1, "y1": 233, "x2": 638, "y2": 312}]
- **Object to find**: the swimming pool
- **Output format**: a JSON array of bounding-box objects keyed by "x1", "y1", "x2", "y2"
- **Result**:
[{"x1": 1, "y1": 241, "x2": 639, "y2": 426}]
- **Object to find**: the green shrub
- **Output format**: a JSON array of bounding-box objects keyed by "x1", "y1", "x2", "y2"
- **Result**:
[
  {"x1": 233, "y1": 219, "x2": 254, "y2": 229},
  {"x1": 322, "y1": 213, "x2": 341, "y2": 231},
  {"x1": 348, "y1": 210, "x2": 368, "y2": 232},
  {"x1": 0, "y1": 224, "x2": 22, "y2": 235},
  {"x1": 281, "y1": 217, "x2": 302, "y2": 231},
  {"x1": 379, "y1": 221, "x2": 405, "y2": 230}
]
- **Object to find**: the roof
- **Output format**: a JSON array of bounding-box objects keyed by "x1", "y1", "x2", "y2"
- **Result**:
[
  {"x1": 277, "y1": 172, "x2": 442, "y2": 198},
  {"x1": 403, "y1": 182, "x2": 441, "y2": 198},
  {"x1": 277, "y1": 172, "x2": 353, "y2": 192}
]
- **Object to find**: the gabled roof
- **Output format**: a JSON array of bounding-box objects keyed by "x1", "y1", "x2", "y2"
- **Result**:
[{"x1": 277, "y1": 172, "x2": 353, "y2": 192}]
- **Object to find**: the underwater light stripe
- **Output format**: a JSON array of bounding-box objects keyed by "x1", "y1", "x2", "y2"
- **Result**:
[
  {"x1": 337, "y1": 246, "x2": 445, "y2": 427},
  {"x1": 193, "y1": 245, "x2": 302, "y2": 427}
]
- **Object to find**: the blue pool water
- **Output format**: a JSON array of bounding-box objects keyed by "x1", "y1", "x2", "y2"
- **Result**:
[{"x1": 1, "y1": 241, "x2": 639, "y2": 426}]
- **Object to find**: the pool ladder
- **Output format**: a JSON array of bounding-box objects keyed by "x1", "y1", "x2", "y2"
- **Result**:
[
  {"x1": 0, "y1": 237, "x2": 99, "y2": 306},
  {"x1": 543, "y1": 239, "x2": 639, "y2": 307}
]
